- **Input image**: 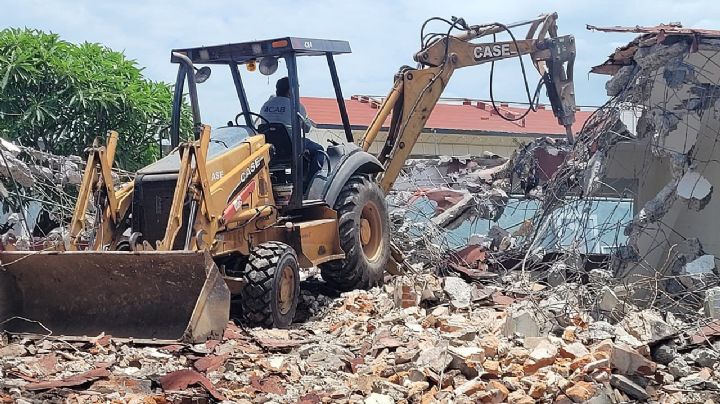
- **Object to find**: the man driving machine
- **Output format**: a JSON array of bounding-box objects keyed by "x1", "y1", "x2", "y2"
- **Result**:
[{"x1": 259, "y1": 77, "x2": 325, "y2": 182}]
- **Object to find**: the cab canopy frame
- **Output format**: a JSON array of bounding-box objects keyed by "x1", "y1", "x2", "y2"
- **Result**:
[{"x1": 168, "y1": 37, "x2": 353, "y2": 209}]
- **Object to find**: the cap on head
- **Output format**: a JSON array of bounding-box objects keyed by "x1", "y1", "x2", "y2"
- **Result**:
[{"x1": 276, "y1": 77, "x2": 290, "y2": 97}]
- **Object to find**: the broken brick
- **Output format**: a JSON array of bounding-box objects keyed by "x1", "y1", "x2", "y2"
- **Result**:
[
  {"x1": 485, "y1": 380, "x2": 509, "y2": 402},
  {"x1": 528, "y1": 381, "x2": 547, "y2": 399},
  {"x1": 565, "y1": 381, "x2": 598, "y2": 403},
  {"x1": 524, "y1": 339, "x2": 558, "y2": 373},
  {"x1": 608, "y1": 344, "x2": 657, "y2": 376},
  {"x1": 26, "y1": 367, "x2": 111, "y2": 391},
  {"x1": 159, "y1": 369, "x2": 226, "y2": 401}
]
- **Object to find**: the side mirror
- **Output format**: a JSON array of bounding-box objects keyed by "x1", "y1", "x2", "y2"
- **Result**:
[{"x1": 194, "y1": 66, "x2": 212, "y2": 83}]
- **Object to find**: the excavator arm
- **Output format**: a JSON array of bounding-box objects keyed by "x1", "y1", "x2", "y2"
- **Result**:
[{"x1": 361, "y1": 13, "x2": 577, "y2": 193}]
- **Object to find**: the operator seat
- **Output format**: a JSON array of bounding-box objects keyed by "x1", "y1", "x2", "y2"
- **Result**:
[
  {"x1": 257, "y1": 123, "x2": 292, "y2": 167},
  {"x1": 257, "y1": 123, "x2": 316, "y2": 192}
]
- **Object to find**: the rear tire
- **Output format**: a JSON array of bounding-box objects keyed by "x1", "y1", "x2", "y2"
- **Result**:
[
  {"x1": 320, "y1": 174, "x2": 390, "y2": 292},
  {"x1": 239, "y1": 242, "x2": 299, "y2": 328}
]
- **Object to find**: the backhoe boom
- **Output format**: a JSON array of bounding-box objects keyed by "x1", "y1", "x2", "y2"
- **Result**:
[{"x1": 361, "y1": 12, "x2": 577, "y2": 193}]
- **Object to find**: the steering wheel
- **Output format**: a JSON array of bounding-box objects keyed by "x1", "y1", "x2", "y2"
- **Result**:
[{"x1": 234, "y1": 111, "x2": 270, "y2": 131}]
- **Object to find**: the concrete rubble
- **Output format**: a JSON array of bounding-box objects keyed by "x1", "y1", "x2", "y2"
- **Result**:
[
  {"x1": 390, "y1": 155, "x2": 511, "y2": 234},
  {"x1": 0, "y1": 138, "x2": 84, "y2": 190},
  {"x1": 0, "y1": 137, "x2": 133, "y2": 243},
  {"x1": 0, "y1": 139, "x2": 88, "y2": 239},
  {"x1": 0, "y1": 272, "x2": 718, "y2": 402}
]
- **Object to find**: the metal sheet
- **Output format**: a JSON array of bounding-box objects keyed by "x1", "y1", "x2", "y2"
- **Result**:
[
  {"x1": 587, "y1": 24, "x2": 720, "y2": 37},
  {"x1": 0, "y1": 250, "x2": 230, "y2": 342}
]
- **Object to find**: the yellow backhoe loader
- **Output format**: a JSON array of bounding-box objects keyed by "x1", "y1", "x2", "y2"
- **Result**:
[{"x1": 0, "y1": 13, "x2": 576, "y2": 343}]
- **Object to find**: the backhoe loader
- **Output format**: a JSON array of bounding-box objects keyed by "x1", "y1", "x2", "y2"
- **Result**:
[{"x1": 0, "y1": 13, "x2": 576, "y2": 343}]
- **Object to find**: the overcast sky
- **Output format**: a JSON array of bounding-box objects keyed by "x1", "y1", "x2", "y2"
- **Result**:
[{"x1": 4, "y1": 0, "x2": 720, "y2": 128}]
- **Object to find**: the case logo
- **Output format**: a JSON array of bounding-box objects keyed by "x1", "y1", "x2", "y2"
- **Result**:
[
  {"x1": 473, "y1": 43, "x2": 513, "y2": 60},
  {"x1": 240, "y1": 157, "x2": 263, "y2": 184}
]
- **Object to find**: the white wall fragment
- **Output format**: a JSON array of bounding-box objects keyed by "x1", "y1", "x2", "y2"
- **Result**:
[
  {"x1": 676, "y1": 170, "x2": 713, "y2": 210},
  {"x1": 684, "y1": 254, "x2": 716, "y2": 275},
  {"x1": 705, "y1": 287, "x2": 720, "y2": 319},
  {"x1": 0, "y1": 138, "x2": 21, "y2": 154},
  {"x1": 677, "y1": 171, "x2": 712, "y2": 200},
  {"x1": 618, "y1": 104, "x2": 641, "y2": 137}
]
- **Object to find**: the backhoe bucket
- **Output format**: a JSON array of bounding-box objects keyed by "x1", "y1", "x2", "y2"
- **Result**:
[{"x1": 0, "y1": 250, "x2": 230, "y2": 343}]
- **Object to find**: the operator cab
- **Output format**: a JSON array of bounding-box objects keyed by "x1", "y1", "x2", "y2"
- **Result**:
[{"x1": 168, "y1": 37, "x2": 356, "y2": 210}]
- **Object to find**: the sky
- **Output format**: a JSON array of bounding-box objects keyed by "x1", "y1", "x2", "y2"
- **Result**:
[{"x1": 4, "y1": 0, "x2": 720, "y2": 128}]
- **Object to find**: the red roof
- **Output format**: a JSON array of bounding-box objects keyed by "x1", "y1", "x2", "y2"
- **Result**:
[{"x1": 301, "y1": 96, "x2": 592, "y2": 136}]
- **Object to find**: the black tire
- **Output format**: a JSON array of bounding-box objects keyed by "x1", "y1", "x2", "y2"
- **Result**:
[
  {"x1": 320, "y1": 174, "x2": 390, "y2": 292},
  {"x1": 239, "y1": 242, "x2": 300, "y2": 328}
]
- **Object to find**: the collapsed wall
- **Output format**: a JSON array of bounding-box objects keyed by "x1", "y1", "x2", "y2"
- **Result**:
[
  {"x1": 0, "y1": 139, "x2": 131, "y2": 242},
  {"x1": 0, "y1": 140, "x2": 85, "y2": 238},
  {"x1": 523, "y1": 26, "x2": 720, "y2": 317}
]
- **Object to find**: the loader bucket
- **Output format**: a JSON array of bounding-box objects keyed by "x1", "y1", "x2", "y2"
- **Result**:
[{"x1": 0, "y1": 250, "x2": 230, "y2": 343}]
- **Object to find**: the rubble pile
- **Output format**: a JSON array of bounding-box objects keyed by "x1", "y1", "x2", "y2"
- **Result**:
[
  {"x1": 0, "y1": 138, "x2": 133, "y2": 241},
  {"x1": 3, "y1": 272, "x2": 720, "y2": 403},
  {"x1": 386, "y1": 155, "x2": 513, "y2": 270},
  {"x1": 0, "y1": 138, "x2": 85, "y2": 189},
  {"x1": 386, "y1": 135, "x2": 579, "y2": 276},
  {"x1": 0, "y1": 139, "x2": 84, "y2": 237}
]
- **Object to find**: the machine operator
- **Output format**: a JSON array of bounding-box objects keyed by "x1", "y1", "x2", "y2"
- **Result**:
[{"x1": 259, "y1": 77, "x2": 325, "y2": 181}]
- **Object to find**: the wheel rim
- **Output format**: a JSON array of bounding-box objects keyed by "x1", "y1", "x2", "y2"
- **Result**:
[
  {"x1": 360, "y1": 200, "x2": 383, "y2": 262},
  {"x1": 278, "y1": 263, "x2": 295, "y2": 315}
]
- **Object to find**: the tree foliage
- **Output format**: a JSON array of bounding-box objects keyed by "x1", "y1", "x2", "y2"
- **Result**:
[{"x1": 0, "y1": 28, "x2": 176, "y2": 171}]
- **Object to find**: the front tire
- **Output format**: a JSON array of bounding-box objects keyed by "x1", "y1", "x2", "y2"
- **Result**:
[
  {"x1": 239, "y1": 242, "x2": 300, "y2": 328},
  {"x1": 320, "y1": 174, "x2": 390, "y2": 292}
]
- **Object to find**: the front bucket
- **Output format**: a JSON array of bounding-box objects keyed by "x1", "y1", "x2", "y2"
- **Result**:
[{"x1": 0, "y1": 250, "x2": 230, "y2": 343}]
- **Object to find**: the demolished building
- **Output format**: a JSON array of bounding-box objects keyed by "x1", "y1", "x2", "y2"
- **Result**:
[
  {"x1": 528, "y1": 24, "x2": 720, "y2": 318},
  {"x1": 0, "y1": 139, "x2": 84, "y2": 239},
  {"x1": 396, "y1": 24, "x2": 720, "y2": 323},
  {"x1": 0, "y1": 138, "x2": 133, "y2": 248}
]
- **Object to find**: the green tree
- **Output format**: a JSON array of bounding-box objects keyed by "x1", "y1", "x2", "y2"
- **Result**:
[{"x1": 0, "y1": 28, "x2": 176, "y2": 171}]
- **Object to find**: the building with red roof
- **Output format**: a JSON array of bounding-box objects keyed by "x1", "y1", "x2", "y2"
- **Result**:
[{"x1": 302, "y1": 95, "x2": 593, "y2": 157}]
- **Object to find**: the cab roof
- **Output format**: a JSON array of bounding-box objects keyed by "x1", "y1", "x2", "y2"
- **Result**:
[{"x1": 171, "y1": 37, "x2": 352, "y2": 65}]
